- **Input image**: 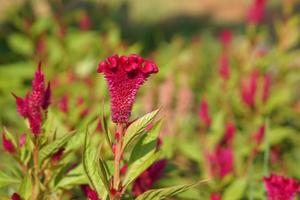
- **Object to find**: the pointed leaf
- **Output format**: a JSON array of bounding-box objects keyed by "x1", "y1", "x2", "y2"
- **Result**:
[
  {"x1": 18, "y1": 173, "x2": 32, "y2": 200},
  {"x1": 135, "y1": 181, "x2": 206, "y2": 200},
  {"x1": 100, "y1": 104, "x2": 112, "y2": 147},
  {"x1": 0, "y1": 171, "x2": 20, "y2": 188},
  {"x1": 123, "y1": 109, "x2": 159, "y2": 151}
]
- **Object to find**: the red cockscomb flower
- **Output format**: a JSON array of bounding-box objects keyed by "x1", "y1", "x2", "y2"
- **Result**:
[
  {"x1": 263, "y1": 174, "x2": 300, "y2": 200},
  {"x1": 11, "y1": 193, "x2": 21, "y2": 200},
  {"x1": 247, "y1": 0, "x2": 266, "y2": 24},
  {"x1": 208, "y1": 145, "x2": 233, "y2": 179},
  {"x1": 13, "y1": 63, "x2": 51, "y2": 135},
  {"x1": 221, "y1": 122, "x2": 236, "y2": 146},
  {"x1": 132, "y1": 160, "x2": 167, "y2": 197},
  {"x1": 2, "y1": 131, "x2": 15, "y2": 154},
  {"x1": 97, "y1": 54, "x2": 158, "y2": 123},
  {"x1": 81, "y1": 185, "x2": 100, "y2": 200},
  {"x1": 51, "y1": 148, "x2": 65, "y2": 162},
  {"x1": 219, "y1": 29, "x2": 233, "y2": 49},
  {"x1": 198, "y1": 98, "x2": 212, "y2": 128},
  {"x1": 254, "y1": 125, "x2": 265, "y2": 145}
]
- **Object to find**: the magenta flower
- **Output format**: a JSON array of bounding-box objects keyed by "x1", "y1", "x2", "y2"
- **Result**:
[
  {"x1": 262, "y1": 73, "x2": 271, "y2": 103},
  {"x1": 210, "y1": 193, "x2": 222, "y2": 200},
  {"x1": 263, "y1": 174, "x2": 300, "y2": 200},
  {"x1": 132, "y1": 160, "x2": 167, "y2": 197},
  {"x1": 208, "y1": 145, "x2": 233, "y2": 179},
  {"x1": 247, "y1": 0, "x2": 266, "y2": 24},
  {"x1": 240, "y1": 70, "x2": 259, "y2": 108},
  {"x1": 221, "y1": 122, "x2": 236, "y2": 145},
  {"x1": 13, "y1": 63, "x2": 51, "y2": 135},
  {"x1": 19, "y1": 133, "x2": 26, "y2": 147},
  {"x1": 198, "y1": 98, "x2": 212, "y2": 128},
  {"x1": 97, "y1": 54, "x2": 158, "y2": 123},
  {"x1": 2, "y1": 131, "x2": 16, "y2": 154},
  {"x1": 81, "y1": 185, "x2": 100, "y2": 200},
  {"x1": 219, "y1": 54, "x2": 230, "y2": 80},
  {"x1": 254, "y1": 125, "x2": 265, "y2": 145},
  {"x1": 11, "y1": 193, "x2": 21, "y2": 200},
  {"x1": 51, "y1": 148, "x2": 65, "y2": 162},
  {"x1": 219, "y1": 29, "x2": 233, "y2": 49}
]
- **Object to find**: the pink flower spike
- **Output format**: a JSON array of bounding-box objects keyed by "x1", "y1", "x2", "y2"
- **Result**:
[
  {"x1": 262, "y1": 73, "x2": 271, "y2": 103},
  {"x1": 247, "y1": 0, "x2": 266, "y2": 24},
  {"x1": 2, "y1": 131, "x2": 16, "y2": 154},
  {"x1": 240, "y1": 70, "x2": 259, "y2": 108},
  {"x1": 263, "y1": 174, "x2": 299, "y2": 200},
  {"x1": 12, "y1": 93, "x2": 28, "y2": 118},
  {"x1": 198, "y1": 98, "x2": 212, "y2": 128},
  {"x1": 219, "y1": 29, "x2": 233, "y2": 48},
  {"x1": 97, "y1": 54, "x2": 158, "y2": 123},
  {"x1": 254, "y1": 125, "x2": 265, "y2": 145},
  {"x1": 210, "y1": 193, "x2": 222, "y2": 200},
  {"x1": 11, "y1": 193, "x2": 21, "y2": 200},
  {"x1": 219, "y1": 54, "x2": 230, "y2": 80},
  {"x1": 51, "y1": 148, "x2": 65, "y2": 162},
  {"x1": 222, "y1": 122, "x2": 236, "y2": 145},
  {"x1": 42, "y1": 82, "x2": 51, "y2": 110}
]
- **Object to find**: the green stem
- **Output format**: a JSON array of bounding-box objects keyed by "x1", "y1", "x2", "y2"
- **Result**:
[{"x1": 32, "y1": 138, "x2": 40, "y2": 200}]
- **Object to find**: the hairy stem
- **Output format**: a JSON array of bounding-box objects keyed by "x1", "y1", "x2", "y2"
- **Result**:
[
  {"x1": 112, "y1": 123, "x2": 124, "y2": 199},
  {"x1": 32, "y1": 138, "x2": 40, "y2": 200}
]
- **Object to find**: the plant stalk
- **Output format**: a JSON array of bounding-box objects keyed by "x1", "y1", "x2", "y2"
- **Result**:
[{"x1": 32, "y1": 138, "x2": 40, "y2": 200}]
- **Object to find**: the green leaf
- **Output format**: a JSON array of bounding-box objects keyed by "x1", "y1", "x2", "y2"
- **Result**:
[
  {"x1": 123, "y1": 109, "x2": 159, "y2": 151},
  {"x1": 100, "y1": 103, "x2": 112, "y2": 147},
  {"x1": 223, "y1": 178, "x2": 247, "y2": 200},
  {"x1": 0, "y1": 171, "x2": 20, "y2": 188},
  {"x1": 39, "y1": 131, "x2": 75, "y2": 165},
  {"x1": 135, "y1": 181, "x2": 205, "y2": 200},
  {"x1": 56, "y1": 164, "x2": 88, "y2": 189},
  {"x1": 8, "y1": 34, "x2": 33, "y2": 56},
  {"x1": 123, "y1": 151, "x2": 162, "y2": 188},
  {"x1": 83, "y1": 128, "x2": 109, "y2": 199},
  {"x1": 18, "y1": 173, "x2": 32, "y2": 200}
]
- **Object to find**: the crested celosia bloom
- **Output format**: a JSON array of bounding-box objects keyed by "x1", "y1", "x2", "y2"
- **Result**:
[
  {"x1": 97, "y1": 54, "x2": 158, "y2": 123},
  {"x1": 81, "y1": 185, "x2": 100, "y2": 200},
  {"x1": 13, "y1": 63, "x2": 51, "y2": 135},
  {"x1": 198, "y1": 98, "x2": 212, "y2": 128},
  {"x1": 263, "y1": 174, "x2": 300, "y2": 200},
  {"x1": 240, "y1": 70, "x2": 259, "y2": 108},
  {"x1": 246, "y1": 0, "x2": 266, "y2": 24},
  {"x1": 51, "y1": 148, "x2": 65, "y2": 162},
  {"x1": 210, "y1": 193, "x2": 222, "y2": 200},
  {"x1": 11, "y1": 193, "x2": 21, "y2": 200},
  {"x1": 219, "y1": 54, "x2": 230, "y2": 80},
  {"x1": 132, "y1": 160, "x2": 167, "y2": 197},
  {"x1": 208, "y1": 145, "x2": 233, "y2": 179},
  {"x1": 2, "y1": 131, "x2": 15, "y2": 154}
]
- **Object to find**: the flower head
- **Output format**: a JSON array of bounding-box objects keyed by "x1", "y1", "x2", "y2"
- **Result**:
[
  {"x1": 254, "y1": 125, "x2": 265, "y2": 145},
  {"x1": 198, "y1": 98, "x2": 212, "y2": 128},
  {"x1": 13, "y1": 63, "x2": 51, "y2": 135},
  {"x1": 208, "y1": 145, "x2": 233, "y2": 179},
  {"x1": 219, "y1": 54, "x2": 230, "y2": 80},
  {"x1": 132, "y1": 159, "x2": 167, "y2": 196},
  {"x1": 247, "y1": 0, "x2": 266, "y2": 24},
  {"x1": 221, "y1": 122, "x2": 236, "y2": 146},
  {"x1": 2, "y1": 131, "x2": 15, "y2": 154},
  {"x1": 240, "y1": 70, "x2": 259, "y2": 108},
  {"x1": 263, "y1": 174, "x2": 299, "y2": 200},
  {"x1": 81, "y1": 185, "x2": 100, "y2": 200},
  {"x1": 219, "y1": 29, "x2": 233, "y2": 48},
  {"x1": 262, "y1": 73, "x2": 271, "y2": 103},
  {"x1": 210, "y1": 193, "x2": 222, "y2": 200},
  {"x1": 51, "y1": 148, "x2": 65, "y2": 162},
  {"x1": 19, "y1": 133, "x2": 26, "y2": 147},
  {"x1": 97, "y1": 54, "x2": 158, "y2": 123},
  {"x1": 11, "y1": 193, "x2": 21, "y2": 200}
]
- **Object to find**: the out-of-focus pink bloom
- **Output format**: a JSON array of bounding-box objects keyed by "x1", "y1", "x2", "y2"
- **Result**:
[
  {"x1": 76, "y1": 96, "x2": 85, "y2": 106},
  {"x1": 81, "y1": 185, "x2": 100, "y2": 200},
  {"x1": 96, "y1": 119, "x2": 103, "y2": 132},
  {"x1": 254, "y1": 125, "x2": 265, "y2": 145},
  {"x1": 247, "y1": 0, "x2": 266, "y2": 24},
  {"x1": 51, "y1": 148, "x2": 65, "y2": 162},
  {"x1": 240, "y1": 70, "x2": 259, "y2": 108},
  {"x1": 19, "y1": 133, "x2": 26, "y2": 147},
  {"x1": 13, "y1": 63, "x2": 51, "y2": 135},
  {"x1": 221, "y1": 122, "x2": 236, "y2": 145},
  {"x1": 58, "y1": 95, "x2": 69, "y2": 113},
  {"x1": 263, "y1": 174, "x2": 299, "y2": 200},
  {"x1": 2, "y1": 131, "x2": 15, "y2": 154},
  {"x1": 219, "y1": 54, "x2": 230, "y2": 80},
  {"x1": 132, "y1": 160, "x2": 167, "y2": 197},
  {"x1": 80, "y1": 108, "x2": 90, "y2": 118},
  {"x1": 270, "y1": 146, "x2": 281, "y2": 165},
  {"x1": 120, "y1": 163, "x2": 128, "y2": 175},
  {"x1": 208, "y1": 145, "x2": 233, "y2": 179},
  {"x1": 11, "y1": 193, "x2": 21, "y2": 200},
  {"x1": 262, "y1": 73, "x2": 271, "y2": 103},
  {"x1": 210, "y1": 193, "x2": 222, "y2": 200},
  {"x1": 98, "y1": 54, "x2": 158, "y2": 123},
  {"x1": 198, "y1": 98, "x2": 212, "y2": 128},
  {"x1": 36, "y1": 34, "x2": 46, "y2": 55},
  {"x1": 219, "y1": 29, "x2": 233, "y2": 48},
  {"x1": 79, "y1": 12, "x2": 91, "y2": 31}
]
